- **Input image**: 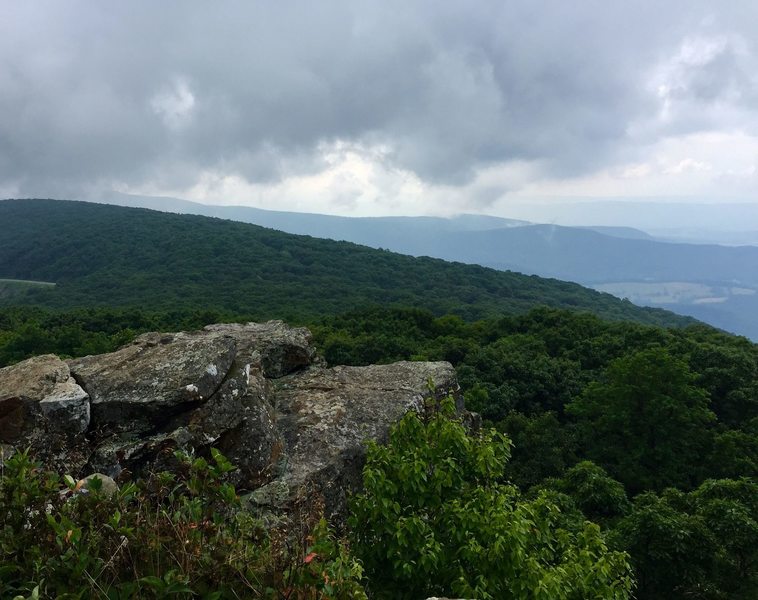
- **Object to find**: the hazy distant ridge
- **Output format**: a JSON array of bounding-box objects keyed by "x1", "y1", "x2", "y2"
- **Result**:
[{"x1": 86, "y1": 194, "x2": 758, "y2": 340}]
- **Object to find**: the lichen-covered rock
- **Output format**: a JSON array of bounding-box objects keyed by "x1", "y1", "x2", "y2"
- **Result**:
[
  {"x1": 86, "y1": 427, "x2": 193, "y2": 479},
  {"x1": 0, "y1": 354, "x2": 90, "y2": 472},
  {"x1": 203, "y1": 321, "x2": 316, "y2": 378},
  {"x1": 254, "y1": 361, "x2": 459, "y2": 521},
  {"x1": 2, "y1": 320, "x2": 462, "y2": 526},
  {"x1": 69, "y1": 331, "x2": 238, "y2": 434},
  {"x1": 0, "y1": 354, "x2": 90, "y2": 441}
]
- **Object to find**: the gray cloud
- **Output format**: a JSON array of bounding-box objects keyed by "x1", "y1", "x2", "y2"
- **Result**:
[{"x1": 1, "y1": 1, "x2": 757, "y2": 204}]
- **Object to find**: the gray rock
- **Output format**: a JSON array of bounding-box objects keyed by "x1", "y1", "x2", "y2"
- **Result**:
[
  {"x1": 202, "y1": 320, "x2": 316, "y2": 378},
  {"x1": 66, "y1": 321, "x2": 315, "y2": 477},
  {"x1": 263, "y1": 360, "x2": 459, "y2": 521},
  {"x1": 0, "y1": 354, "x2": 89, "y2": 442},
  {"x1": 69, "y1": 330, "x2": 237, "y2": 434},
  {"x1": 40, "y1": 380, "x2": 90, "y2": 434},
  {"x1": 195, "y1": 379, "x2": 282, "y2": 489},
  {"x1": 2, "y1": 321, "x2": 463, "y2": 526},
  {"x1": 87, "y1": 428, "x2": 193, "y2": 479},
  {"x1": 77, "y1": 473, "x2": 119, "y2": 497},
  {"x1": 0, "y1": 354, "x2": 90, "y2": 474},
  {"x1": 0, "y1": 443, "x2": 15, "y2": 468}
]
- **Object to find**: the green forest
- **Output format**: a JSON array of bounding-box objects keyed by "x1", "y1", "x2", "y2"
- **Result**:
[
  {"x1": 1, "y1": 200, "x2": 757, "y2": 598},
  {"x1": 0, "y1": 199, "x2": 687, "y2": 326}
]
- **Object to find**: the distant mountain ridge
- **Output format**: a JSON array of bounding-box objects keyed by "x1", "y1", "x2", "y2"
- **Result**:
[
  {"x1": 500, "y1": 199, "x2": 758, "y2": 233},
  {"x1": 90, "y1": 191, "x2": 530, "y2": 239},
  {"x1": 87, "y1": 193, "x2": 758, "y2": 339},
  {"x1": 0, "y1": 199, "x2": 690, "y2": 329}
]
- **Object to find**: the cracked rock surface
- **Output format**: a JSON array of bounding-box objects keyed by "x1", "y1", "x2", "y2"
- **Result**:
[
  {"x1": 0, "y1": 354, "x2": 90, "y2": 472},
  {"x1": 0, "y1": 321, "x2": 459, "y2": 520}
]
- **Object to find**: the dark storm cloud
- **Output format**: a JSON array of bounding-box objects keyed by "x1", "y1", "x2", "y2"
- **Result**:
[{"x1": 1, "y1": 1, "x2": 756, "y2": 199}]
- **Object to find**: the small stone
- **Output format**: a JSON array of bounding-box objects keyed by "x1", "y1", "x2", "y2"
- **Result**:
[
  {"x1": 77, "y1": 473, "x2": 119, "y2": 497},
  {"x1": 245, "y1": 480, "x2": 291, "y2": 508},
  {"x1": 0, "y1": 443, "x2": 15, "y2": 467}
]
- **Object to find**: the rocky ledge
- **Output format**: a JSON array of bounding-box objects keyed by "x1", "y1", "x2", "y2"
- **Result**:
[{"x1": 0, "y1": 321, "x2": 459, "y2": 521}]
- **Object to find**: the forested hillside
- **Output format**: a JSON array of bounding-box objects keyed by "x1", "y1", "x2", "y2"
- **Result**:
[
  {"x1": 92, "y1": 193, "x2": 758, "y2": 340},
  {"x1": 1, "y1": 199, "x2": 756, "y2": 598},
  {"x1": 0, "y1": 199, "x2": 689, "y2": 327},
  {"x1": 2, "y1": 304, "x2": 757, "y2": 598},
  {"x1": 317, "y1": 307, "x2": 758, "y2": 598}
]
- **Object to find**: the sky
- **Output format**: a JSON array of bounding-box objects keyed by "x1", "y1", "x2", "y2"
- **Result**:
[{"x1": 1, "y1": 1, "x2": 757, "y2": 217}]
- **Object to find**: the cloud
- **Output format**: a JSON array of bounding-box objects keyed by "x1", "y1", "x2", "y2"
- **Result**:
[
  {"x1": 1, "y1": 1, "x2": 757, "y2": 213},
  {"x1": 150, "y1": 79, "x2": 196, "y2": 130},
  {"x1": 511, "y1": 131, "x2": 758, "y2": 201},
  {"x1": 663, "y1": 159, "x2": 712, "y2": 175}
]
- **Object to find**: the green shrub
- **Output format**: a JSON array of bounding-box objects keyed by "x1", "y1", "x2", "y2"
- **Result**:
[
  {"x1": 349, "y1": 397, "x2": 635, "y2": 599},
  {"x1": 0, "y1": 448, "x2": 365, "y2": 599}
]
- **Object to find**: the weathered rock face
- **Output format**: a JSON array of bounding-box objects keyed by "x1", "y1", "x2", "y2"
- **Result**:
[
  {"x1": 70, "y1": 331, "x2": 238, "y2": 434},
  {"x1": 0, "y1": 321, "x2": 459, "y2": 520},
  {"x1": 0, "y1": 354, "x2": 90, "y2": 471},
  {"x1": 252, "y1": 361, "x2": 458, "y2": 521}
]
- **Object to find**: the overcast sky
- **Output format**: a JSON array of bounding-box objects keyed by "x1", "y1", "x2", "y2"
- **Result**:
[{"x1": 1, "y1": 1, "x2": 757, "y2": 216}]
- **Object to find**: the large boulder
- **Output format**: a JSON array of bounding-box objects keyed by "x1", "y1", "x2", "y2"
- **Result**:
[
  {"x1": 69, "y1": 330, "x2": 238, "y2": 435},
  {"x1": 201, "y1": 321, "x2": 316, "y2": 378},
  {"x1": 252, "y1": 361, "x2": 459, "y2": 520},
  {"x1": 1, "y1": 321, "x2": 460, "y2": 522},
  {"x1": 0, "y1": 354, "x2": 89, "y2": 470}
]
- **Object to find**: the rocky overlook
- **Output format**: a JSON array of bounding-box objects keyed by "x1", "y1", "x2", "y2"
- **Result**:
[{"x1": 0, "y1": 321, "x2": 459, "y2": 521}]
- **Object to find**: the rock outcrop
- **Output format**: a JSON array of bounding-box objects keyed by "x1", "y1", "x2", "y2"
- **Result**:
[
  {"x1": 0, "y1": 321, "x2": 459, "y2": 521},
  {"x1": 0, "y1": 354, "x2": 90, "y2": 471}
]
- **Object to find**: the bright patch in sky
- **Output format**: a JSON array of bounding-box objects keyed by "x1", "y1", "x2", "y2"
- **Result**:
[
  {"x1": 2, "y1": 1, "x2": 758, "y2": 215},
  {"x1": 150, "y1": 79, "x2": 196, "y2": 130}
]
